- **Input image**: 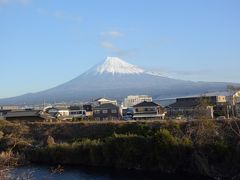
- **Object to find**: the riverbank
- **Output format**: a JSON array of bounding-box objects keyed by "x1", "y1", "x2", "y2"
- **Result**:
[{"x1": 0, "y1": 119, "x2": 240, "y2": 179}]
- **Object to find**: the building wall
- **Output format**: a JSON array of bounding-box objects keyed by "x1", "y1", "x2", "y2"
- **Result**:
[
  {"x1": 123, "y1": 95, "x2": 152, "y2": 108},
  {"x1": 93, "y1": 108, "x2": 121, "y2": 120},
  {"x1": 167, "y1": 106, "x2": 214, "y2": 119},
  {"x1": 134, "y1": 106, "x2": 158, "y2": 114},
  {"x1": 175, "y1": 96, "x2": 226, "y2": 106},
  {"x1": 216, "y1": 96, "x2": 227, "y2": 103},
  {"x1": 133, "y1": 106, "x2": 165, "y2": 119}
]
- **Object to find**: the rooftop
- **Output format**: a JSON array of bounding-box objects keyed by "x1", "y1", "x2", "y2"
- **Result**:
[
  {"x1": 133, "y1": 101, "x2": 160, "y2": 107},
  {"x1": 5, "y1": 110, "x2": 41, "y2": 118},
  {"x1": 94, "y1": 103, "x2": 118, "y2": 109}
]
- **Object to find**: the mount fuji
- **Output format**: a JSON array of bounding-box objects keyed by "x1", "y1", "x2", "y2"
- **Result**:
[{"x1": 0, "y1": 57, "x2": 237, "y2": 104}]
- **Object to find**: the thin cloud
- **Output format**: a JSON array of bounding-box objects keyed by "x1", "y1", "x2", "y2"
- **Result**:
[
  {"x1": 53, "y1": 10, "x2": 82, "y2": 22},
  {"x1": 116, "y1": 49, "x2": 138, "y2": 58},
  {"x1": 146, "y1": 67, "x2": 211, "y2": 78},
  {"x1": 109, "y1": 31, "x2": 123, "y2": 37},
  {"x1": 101, "y1": 41, "x2": 137, "y2": 58},
  {"x1": 0, "y1": 0, "x2": 31, "y2": 5},
  {"x1": 101, "y1": 42, "x2": 120, "y2": 52},
  {"x1": 36, "y1": 8, "x2": 82, "y2": 22},
  {"x1": 101, "y1": 30, "x2": 124, "y2": 38},
  {"x1": 100, "y1": 30, "x2": 137, "y2": 58}
]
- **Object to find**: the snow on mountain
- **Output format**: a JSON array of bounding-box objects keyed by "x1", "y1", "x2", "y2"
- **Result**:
[
  {"x1": 145, "y1": 71, "x2": 164, "y2": 77},
  {"x1": 86, "y1": 57, "x2": 145, "y2": 75}
]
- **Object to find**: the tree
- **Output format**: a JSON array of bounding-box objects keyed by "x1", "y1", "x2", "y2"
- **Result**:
[
  {"x1": 195, "y1": 96, "x2": 213, "y2": 120},
  {"x1": 227, "y1": 85, "x2": 240, "y2": 118},
  {"x1": 188, "y1": 96, "x2": 217, "y2": 145},
  {"x1": 226, "y1": 85, "x2": 240, "y2": 138}
]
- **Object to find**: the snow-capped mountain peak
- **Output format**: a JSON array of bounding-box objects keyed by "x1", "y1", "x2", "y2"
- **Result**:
[{"x1": 92, "y1": 57, "x2": 145, "y2": 75}]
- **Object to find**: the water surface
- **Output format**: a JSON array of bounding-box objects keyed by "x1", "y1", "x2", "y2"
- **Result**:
[{"x1": 12, "y1": 165, "x2": 212, "y2": 180}]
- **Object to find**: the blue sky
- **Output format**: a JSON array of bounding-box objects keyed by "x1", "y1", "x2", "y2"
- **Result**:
[{"x1": 0, "y1": 0, "x2": 240, "y2": 98}]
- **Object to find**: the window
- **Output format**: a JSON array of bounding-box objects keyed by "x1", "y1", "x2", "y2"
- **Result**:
[
  {"x1": 103, "y1": 110, "x2": 108, "y2": 114},
  {"x1": 111, "y1": 109, "x2": 117, "y2": 113},
  {"x1": 95, "y1": 110, "x2": 100, "y2": 114}
]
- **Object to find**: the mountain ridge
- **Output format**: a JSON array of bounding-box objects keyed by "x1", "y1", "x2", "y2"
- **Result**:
[{"x1": 0, "y1": 57, "x2": 237, "y2": 105}]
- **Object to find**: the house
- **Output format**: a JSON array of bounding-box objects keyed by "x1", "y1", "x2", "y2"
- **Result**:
[
  {"x1": 132, "y1": 101, "x2": 166, "y2": 120},
  {"x1": 94, "y1": 98, "x2": 117, "y2": 106},
  {"x1": 167, "y1": 95, "x2": 226, "y2": 119},
  {"x1": 4, "y1": 110, "x2": 45, "y2": 122},
  {"x1": 93, "y1": 103, "x2": 121, "y2": 121},
  {"x1": 123, "y1": 95, "x2": 153, "y2": 108},
  {"x1": 204, "y1": 91, "x2": 240, "y2": 105}
]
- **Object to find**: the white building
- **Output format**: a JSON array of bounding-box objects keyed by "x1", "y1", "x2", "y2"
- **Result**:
[
  {"x1": 94, "y1": 98, "x2": 117, "y2": 106},
  {"x1": 123, "y1": 95, "x2": 153, "y2": 108},
  {"x1": 47, "y1": 107, "x2": 70, "y2": 118}
]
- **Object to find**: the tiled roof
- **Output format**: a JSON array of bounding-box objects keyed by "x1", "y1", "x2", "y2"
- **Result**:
[
  {"x1": 133, "y1": 101, "x2": 159, "y2": 107},
  {"x1": 168, "y1": 100, "x2": 199, "y2": 109},
  {"x1": 94, "y1": 103, "x2": 118, "y2": 109},
  {"x1": 5, "y1": 110, "x2": 41, "y2": 118}
]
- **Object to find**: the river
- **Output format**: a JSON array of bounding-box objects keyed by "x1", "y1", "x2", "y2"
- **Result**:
[{"x1": 10, "y1": 165, "x2": 212, "y2": 180}]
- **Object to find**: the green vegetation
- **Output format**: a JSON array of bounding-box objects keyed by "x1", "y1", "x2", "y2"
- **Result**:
[{"x1": 1, "y1": 119, "x2": 240, "y2": 178}]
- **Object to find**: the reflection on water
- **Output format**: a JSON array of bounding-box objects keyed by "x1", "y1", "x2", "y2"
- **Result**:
[{"x1": 11, "y1": 165, "x2": 212, "y2": 180}]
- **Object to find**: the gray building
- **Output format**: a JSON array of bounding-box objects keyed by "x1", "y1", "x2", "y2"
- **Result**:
[
  {"x1": 93, "y1": 103, "x2": 121, "y2": 121},
  {"x1": 133, "y1": 101, "x2": 166, "y2": 120},
  {"x1": 167, "y1": 95, "x2": 226, "y2": 119}
]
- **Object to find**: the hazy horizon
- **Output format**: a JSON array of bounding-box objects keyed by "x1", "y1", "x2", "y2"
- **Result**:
[{"x1": 1, "y1": 0, "x2": 240, "y2": 98}]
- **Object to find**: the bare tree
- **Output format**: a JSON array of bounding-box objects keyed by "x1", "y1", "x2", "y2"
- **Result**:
[{"x1": 226, "y1": 85, "x2": 240, "y2": 138}]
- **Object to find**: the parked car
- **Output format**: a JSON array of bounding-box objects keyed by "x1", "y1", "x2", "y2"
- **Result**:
[{"x1": 123, "y1": 113, "x2": 133, "y2": 121}]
